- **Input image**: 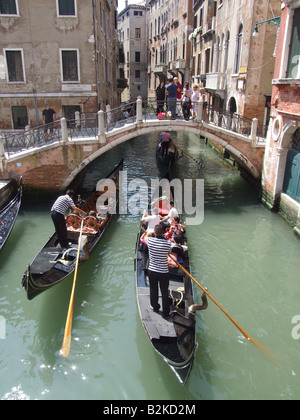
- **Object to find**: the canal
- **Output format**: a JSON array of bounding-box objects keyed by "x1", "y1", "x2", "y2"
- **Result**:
[{"x1": 0, "y1": 132, "x2": 299, "y2": 400}]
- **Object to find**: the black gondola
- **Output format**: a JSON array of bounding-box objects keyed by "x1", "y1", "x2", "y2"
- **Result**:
[
  {"x1": 22, "y1": 160, "x2": 123, "y2": 300},
  {"x1": 134, "y1": 183, "x2": 206, "y2": 385},
  {"x1": 0, "y1": 178, "x2": 22, "y2": 251}
]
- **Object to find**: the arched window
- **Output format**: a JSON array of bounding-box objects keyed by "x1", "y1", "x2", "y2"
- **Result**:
[
  {"x1": 174, "y1": 37, "x2": 178, "y2": 59},
  {"x1": 223, "y1": 30, "x2": 230, "y2": 72},
  {"x1": 215, "y1": 35, "x2": 221, "y2": 72},
  {"x1": 234, "y1": 24, "x2": 243, "y2": 74},
  {"x1": 182, "y1": 32, "x2": 186, "y2": 59}
]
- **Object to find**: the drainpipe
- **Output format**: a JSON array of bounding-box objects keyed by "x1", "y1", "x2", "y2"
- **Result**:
[{"x1": 93, "y1": 0, "x2": 100, "y2": 109}]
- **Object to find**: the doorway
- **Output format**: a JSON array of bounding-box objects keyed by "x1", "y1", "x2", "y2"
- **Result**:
[{"x1": 283, "y1": 128, "x2": 300, "y2": 203}]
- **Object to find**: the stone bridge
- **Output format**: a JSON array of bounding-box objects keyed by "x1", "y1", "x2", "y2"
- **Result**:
[{"x1": 0, "y1": 99, "x2": 266, "y2": 191}]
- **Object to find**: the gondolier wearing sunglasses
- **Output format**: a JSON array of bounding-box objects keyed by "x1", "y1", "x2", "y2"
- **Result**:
[{"x1": 51, "y1": 189, "x2": 85, "y2": 249}]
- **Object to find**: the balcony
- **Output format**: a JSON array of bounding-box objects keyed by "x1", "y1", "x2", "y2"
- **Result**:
[
  {"x1": 154, "y1": 64, "x2": 167, "y2": 75},
  {"x1": 206, "y1": 73, "x2": 226, "y2": 97},
  {"x1": 176, "y1": 59, "x2": 185, "y2": 70}
]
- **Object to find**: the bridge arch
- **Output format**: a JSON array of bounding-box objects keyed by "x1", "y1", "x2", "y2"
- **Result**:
[
  {"x1": 62, "y1": 120, "x2": 261, "y2": 189},
  {"x1": 1, "y1": 102, "x2": 265, "y2": 190}
]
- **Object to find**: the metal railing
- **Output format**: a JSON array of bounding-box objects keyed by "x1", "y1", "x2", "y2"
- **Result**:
[
  {"x1": 206, "y1": 106, "x2": 252, "y2": 136},
  {"x1": 0, "y1": 99, "x2": 268, "y2": 157},
  {"x1": 67, "y1": 116, "x2": 98, "y2": 140},
  {"x1": 2, "y1": 121, "x2": 62, "y2": 156}
]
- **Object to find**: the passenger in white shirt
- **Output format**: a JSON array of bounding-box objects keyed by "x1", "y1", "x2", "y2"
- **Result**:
[
  {"x1": 160, "y1": 201, "x2": 179, "y2": 229},
  {"x1": 142, "y1": 207, "x2": 161, "y2": 237}
]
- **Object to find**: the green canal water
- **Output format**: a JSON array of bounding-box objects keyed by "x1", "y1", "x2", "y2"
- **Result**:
[{"x1": 0, "y1": 133, "x2": 299, "y2": 400}]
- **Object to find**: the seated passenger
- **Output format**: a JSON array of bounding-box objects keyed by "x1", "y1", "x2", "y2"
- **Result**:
[{"x1": 141, "y1": 207, "x2": 160, "y2": 238}]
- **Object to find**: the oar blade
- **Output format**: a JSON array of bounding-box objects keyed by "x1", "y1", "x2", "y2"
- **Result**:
[
  {"x1": 61, "y1": 335, "x2": 71, "y2": 358},
  {"x1": 60, "y1": 218, "x2": 84, "y2": 358}
]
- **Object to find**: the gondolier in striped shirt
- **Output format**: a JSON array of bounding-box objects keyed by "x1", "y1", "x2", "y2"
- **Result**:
[
  {"x1": 51, "y1": 189, "x2": 85, "y2": 248},
  {"x1": 145, "y1": 224, "x2": 171, "y2": 319}
]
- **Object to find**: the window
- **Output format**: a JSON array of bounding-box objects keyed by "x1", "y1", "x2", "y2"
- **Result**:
[
  {"x1": 0, "y1": 0, "x2": 18, "y2": 15},
  {"x1": 233, "y1": 24, "x2": 243, "y2": 74},
  {"x1": 60, "y1": 49, "x2": 79, "y2": 82},
  {"x1": 12, "y1": 106, "x2": 28, "y2": 129},
  {"x1": 287, "y1": 8, "x2": 300, "y2": 79},
  {"x1": 135, "y1": 28, "x2": 141, "y2": 38},
  {"x1": 5, "y1": 49, "x2": 25, "y2": 82},
  {"x1": 135, "y1": 52, "x2": 140, "y2": 63},
  {"x1": 135, "y1": 70, "x2": 140, "y2": 78},
  {"x1": 57, "y1": 0, "x2": 76, "y2": 16}
]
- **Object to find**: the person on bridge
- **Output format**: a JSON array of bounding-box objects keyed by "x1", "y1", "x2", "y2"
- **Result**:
[
  {"x1": 173, "y1": 77, "x2": 182, "y2": 117},
  {"x1": 191, "y1": 85, "x2": 200, "y2": 120},
  {"x1": 42, "y1": 103, "x2": 56, "y2": 140},
  {"x1": 155, "y1": 81, "x2": 166, "y2": 114},
  {"x1": 51, "y1": 189, "x2": 85, "y2": 249},
  {"x1": 182, "y1": 82, "x2": 192, "y2": 121},
  {"x1": 165, "y1": 78, "x2": 180, "y2": 120}
]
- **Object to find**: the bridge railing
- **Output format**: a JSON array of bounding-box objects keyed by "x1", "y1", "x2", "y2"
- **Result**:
[
  {"x1": 104, "y1": 103, "x2": 136, "y2": 133},
  {"x1": 0, "y1": 99, "x2": 268, "y2": 157},
  {"x1": 206, "y1": 106, "x2": 252, "y2": 136},
  {"x1": 1, "y1": 121, "x2": 62, "y2": 156},
  {"x1": 67, "y1": 115, "x2": 98, "y2": 140}
]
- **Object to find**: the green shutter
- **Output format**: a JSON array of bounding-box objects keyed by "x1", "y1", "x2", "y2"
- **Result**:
[
  {"x1": 283, "y1": 150, "x2": 300, "y2": 203},
  {"x1": 287, "y1": 8, "x2": 300, "y2": 78},
  {"x1": 58, "y1": 0, "x2": 75, "y2": 16},
  {"x1": 0, "y1": 0, "x2": 17, "y2": 14}
]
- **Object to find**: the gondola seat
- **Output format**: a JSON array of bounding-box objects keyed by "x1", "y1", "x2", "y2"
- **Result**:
[
  {"x1": 83, "y1": 216, "x2": 99, "y2": 234},
  {"x1": 66, "y1": 214, "x2": 81, "y2": 231}
]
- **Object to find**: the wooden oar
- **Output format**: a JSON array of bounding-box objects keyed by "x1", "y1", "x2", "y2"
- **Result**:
[
  {"x1": 173, "y1": 143, "x2": 203, "y2": 166},
  {"x1": 140, "y1": 227, "x2": 274, "y2": 357},
  {"x1": 168, "y1": 253, "x2": 273, "y2": 356},
  {"x1": 61, "y1": 218, "x2": 84, "y2": 358}
]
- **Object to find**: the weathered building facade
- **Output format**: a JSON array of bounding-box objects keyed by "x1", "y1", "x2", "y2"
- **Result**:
[
  {"x1": 147, "y1": 0, "x2": 193, "y2": 98},
  {"x1": 262, "y1": 0, "x2": 300, "y2": 235},
  {"x1": 0, "y1": 0, "x2": 119, "y2": 130},
  {"x1": 118, "y1": 2, "x2": 149, "y2": 102},
  {"x1": 191, "y1": 0, "x2": 281, "y2": 127}
]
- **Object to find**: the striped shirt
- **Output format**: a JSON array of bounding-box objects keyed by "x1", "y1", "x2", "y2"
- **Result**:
[
  {"x1": 51, "y1": 195, "x2": 75, "y2": 215},
  {"x1": 146, "y1": 236, "x2": 171, "y2": 273}
]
